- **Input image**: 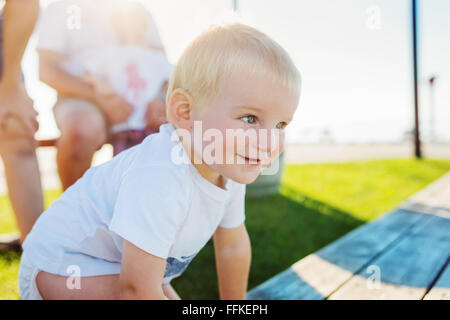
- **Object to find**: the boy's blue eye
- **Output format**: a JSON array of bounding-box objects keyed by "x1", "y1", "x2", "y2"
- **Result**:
[
  {"x1": 241, "y1": 115, "x2": 256, "y2": 124},
  {"x1": 276, "y1": 122, "x2": 286, "y2": 129}
]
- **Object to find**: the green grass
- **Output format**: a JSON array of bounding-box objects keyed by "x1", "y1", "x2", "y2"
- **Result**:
[
  {"x1": 1, "y1": 158, "x2": 449, "y2": 299},
  {"x1": 0, "y1": 189, "x2": 61, "y2": 299}
]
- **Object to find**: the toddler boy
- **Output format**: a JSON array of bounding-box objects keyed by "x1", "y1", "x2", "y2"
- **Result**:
[{"x1": 19, "y1": 23, "x2": 301, "y2": 300}]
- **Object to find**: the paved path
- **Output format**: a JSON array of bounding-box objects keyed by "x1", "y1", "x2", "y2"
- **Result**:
[
  {"x1": 246, "y1": 172, "x2": 450, "y2": 300},
  {"x1": 284, "y1": 143, "x2": 450, "y2": 164},
  {"x1": 1, "y1": 143, "x2": 448, "y2": 195},
  {"x1": 0, "y1": 145, "x2": 113, "y2": 195}
]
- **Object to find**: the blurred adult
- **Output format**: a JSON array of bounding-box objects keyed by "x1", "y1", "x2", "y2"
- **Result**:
[
  {"x1": 38, "y1": 0, "x2": 166, "y2": 190},
  {"x1": 0, "y1": 0, "x2": 43, "y2": 249}
]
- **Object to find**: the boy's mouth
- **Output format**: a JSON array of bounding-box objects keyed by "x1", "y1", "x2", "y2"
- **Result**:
[{"x1": 236, "y1": 154, "x2": 261, "y2": 166}]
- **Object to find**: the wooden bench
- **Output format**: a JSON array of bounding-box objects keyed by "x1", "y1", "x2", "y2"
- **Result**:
[
  {"x1": 38, "y1": 138, "x2": 58, "y2": 148},
  {"x1": 246, "y1": 173, "x2": 450, "y2": 300}
]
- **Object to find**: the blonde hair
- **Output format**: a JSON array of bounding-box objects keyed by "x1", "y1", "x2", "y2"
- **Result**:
[{"x1": 166, "y1": 23, "x2": 301, "y2": 116}]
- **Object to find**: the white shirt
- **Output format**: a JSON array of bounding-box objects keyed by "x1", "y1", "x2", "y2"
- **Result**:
[
  {"x1": 36, "y1": 0, "x2": 164, "y2": 77},
  {"x1": 22, "y1": 123, "x2": 246, "y2": 286},
  {"x1": 80, "y1": 46, "x2": 172, "y2": 132}
]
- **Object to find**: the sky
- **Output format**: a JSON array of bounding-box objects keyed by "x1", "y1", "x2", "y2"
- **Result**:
[{"x1": 23, "y1": 0, "x2": 450, "y2": 144}]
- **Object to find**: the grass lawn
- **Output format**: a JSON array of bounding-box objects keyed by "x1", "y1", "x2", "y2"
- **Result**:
[{"x1": 1, "y1": 158, "x2": 449, "y2": 299}]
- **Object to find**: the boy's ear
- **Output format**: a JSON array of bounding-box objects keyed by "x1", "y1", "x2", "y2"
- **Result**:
[{"x1": 167, "y1": 88, "x2": 194, "y2": 130}]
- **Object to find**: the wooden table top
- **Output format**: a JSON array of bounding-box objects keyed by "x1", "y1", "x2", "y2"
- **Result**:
[{"x1": 246, "y1": 173, "x2": 450, "y2": 300}]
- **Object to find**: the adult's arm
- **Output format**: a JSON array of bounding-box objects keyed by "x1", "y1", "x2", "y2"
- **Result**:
[
  {"x1": 0, "y1": 0, "x2": 40, "y2": 137},
  {"x1": 38, "y1": 49, "x2": 133, "y2": 124},
  {"x1": 38, "y1": 49, "x2": 96, "y2": 101},
  {"x1": 2, "y1": 0, "x2": 39, "y2": 85}
]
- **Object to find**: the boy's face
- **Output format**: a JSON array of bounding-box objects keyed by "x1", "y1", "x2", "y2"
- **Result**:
[{"x1": 190, "y1": 71, "x2": 299, "y2": 184}]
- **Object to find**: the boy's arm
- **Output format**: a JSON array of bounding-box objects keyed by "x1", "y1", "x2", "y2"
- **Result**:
[
  {"x1": 213, "y1": 223, "x2": 251, "y2": 300},
  {"x1": 119, "y1": 239, "x2": 169, "y2": 300}
]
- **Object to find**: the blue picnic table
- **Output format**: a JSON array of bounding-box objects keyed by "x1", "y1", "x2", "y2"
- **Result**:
[{"x1": 246, "y1": 173, "x2": 450, "y2": 300}]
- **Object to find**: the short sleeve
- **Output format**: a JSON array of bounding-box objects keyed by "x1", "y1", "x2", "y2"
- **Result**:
[
  {"x1": 109, "y1": 166, "x2": 190, "y2": 259},
  {"x1": 36, "y1": 3, "x2": 68, "y2": 53},
  {"x1": 146, "y1": 13, "x2": 163, "y2": 48},
  {"x1": 219, "y1": 183, "x2": 246, "y2": 229}
]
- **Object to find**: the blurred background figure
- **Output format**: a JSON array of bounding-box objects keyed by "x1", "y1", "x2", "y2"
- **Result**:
[
  {"x1": 0, "y1": 0, "x2": 43, "y2": 250},
  {"x1": 37, "y1": 0, "x2": 168, "y2": 189},
  {"x1": 82, "y1": 1, "x2": 172, "y2": 156}
]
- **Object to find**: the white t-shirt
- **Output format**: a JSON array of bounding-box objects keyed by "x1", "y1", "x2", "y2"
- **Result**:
[
  {"x1": 22, "y1": 123, "x2": 246, "y2": 286},
  {"x1": 36, "y1": 0, "x2": 164, "y2": 77},
  {"x1": 80, "y1": 46, "x2": 172, "y2": 132}
]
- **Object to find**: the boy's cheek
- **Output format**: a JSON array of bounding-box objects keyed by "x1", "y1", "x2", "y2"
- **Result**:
[
  {"x1": 262, "y1": 139, "x2": 284, "y2": 168},
  {"x1": 269, "y1": 132, "x2": 285, "y2": 157},
  {"x1": 261, "y1": 153, "x2": 279, "y2": 169}
]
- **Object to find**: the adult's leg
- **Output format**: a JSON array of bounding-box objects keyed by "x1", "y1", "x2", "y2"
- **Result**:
[
  {"x1": 0, "y1": 117, "x2": 43, "y2": 243},
  {"x1": 53, "y1": 98, "x2": 108, "y2": 190}
]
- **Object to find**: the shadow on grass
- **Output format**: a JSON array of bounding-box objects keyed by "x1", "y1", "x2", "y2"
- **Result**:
[
  {"x1": 172, "y1": 185, "x2": 365, "y2": 300},
  {"x1": 0, "y1": 250, "x2": 21, "y2": 300},
  {"x1": 0, "y1": 250, "x2": 21, "y2": 263}
]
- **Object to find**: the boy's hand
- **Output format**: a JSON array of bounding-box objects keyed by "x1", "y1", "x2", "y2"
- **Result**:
[
  {"x1": 213, "y1": 223, "x2": 251, "y2": 300},
  {"x1": 119, "y1": 240, "x2": 169, "y2": 299}
]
